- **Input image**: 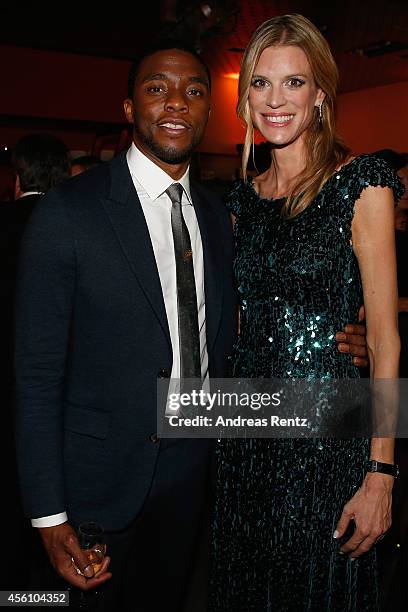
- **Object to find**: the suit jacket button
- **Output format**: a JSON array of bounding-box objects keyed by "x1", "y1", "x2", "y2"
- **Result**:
[
  {"x1": 157, "y1": 369, "x2": 170, "y2": 379},
  {"x1": 149, "y1": 433, "x2": 159, "y2": 443}
]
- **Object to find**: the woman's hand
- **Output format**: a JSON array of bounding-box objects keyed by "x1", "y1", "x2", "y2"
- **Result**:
[{"x1": 333, "y1": 472, "x2": 393, "y2": 558}]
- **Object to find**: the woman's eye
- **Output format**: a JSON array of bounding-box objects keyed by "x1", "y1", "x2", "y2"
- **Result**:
[
  {"x1": 286, "y1": 78, "x2": 305, "y2": 88},
  {"x1": 251, "y1": 78, "x2": 267, "y2": 88}
]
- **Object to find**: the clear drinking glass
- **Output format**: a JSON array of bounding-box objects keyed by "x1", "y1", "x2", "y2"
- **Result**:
[
  {"x1": 71, "y1": 521, "x2": 106, "y2": 610},
  {"x1": 77, "y1": 522, "x2": 106, "y2": 574}
]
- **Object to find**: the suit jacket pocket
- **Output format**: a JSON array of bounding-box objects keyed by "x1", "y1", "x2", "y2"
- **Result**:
[{"x1": 64, "y1": 403, "x2": 110, "y2": 439}]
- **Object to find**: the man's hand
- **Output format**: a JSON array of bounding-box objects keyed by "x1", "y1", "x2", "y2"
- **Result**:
[
  {"x1": 336, "y1": 306, "x2": 368, "y2": 368},
  {"x1": 38, "y1": 522, "x2": 112, "y2": 590}
]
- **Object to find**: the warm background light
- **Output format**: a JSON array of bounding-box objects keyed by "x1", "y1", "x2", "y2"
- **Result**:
[{"x1": 1, "y1": 45, "x2": 408, "y2": 161}]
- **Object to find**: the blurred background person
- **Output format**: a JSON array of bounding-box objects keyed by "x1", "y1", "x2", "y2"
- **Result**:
[
  {"x1": 70, "y1": 154, "x2": 103, "y2": 177},
  {"x1": 395, "y1": 204, "x2": 407, "y2": 232},
  {"x1": 372, "y1": 148, "x2": 408, "y2": 208},
  {"x1": 1, "y1": 133, "x2": 70, "y2": 327},
  {"x1": 0, "y1": 146, "x2": 14, "y2": 203},
  {"x1": 396, "y1": 155, "x2": 408, "y2": 211},
  {"x1": 0, "y1": 132, "x2": 70, "y2": 590},
  {"x1": 12, "y1": 133, "x2": 70, "y2": 206}
]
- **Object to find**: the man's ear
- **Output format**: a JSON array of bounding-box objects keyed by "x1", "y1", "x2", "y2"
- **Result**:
[
  {"x1": 14, "y1": 174, "x2": 22, "y2": 199},
  {"x1": 123, "y1": 99, "x2": 134, "y2": 124}
]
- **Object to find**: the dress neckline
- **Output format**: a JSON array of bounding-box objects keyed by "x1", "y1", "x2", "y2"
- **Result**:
[
  {"x1": 245, "y1": 154, "x2": 365, "y2": 204},
  {"x1": 246, "y1": 175, "x2": 285, "y2": 204}
]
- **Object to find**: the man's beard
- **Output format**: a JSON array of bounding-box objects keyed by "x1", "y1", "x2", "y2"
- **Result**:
[{"x1": 135, "y1": 126, "x2": 201, "y2": 165}]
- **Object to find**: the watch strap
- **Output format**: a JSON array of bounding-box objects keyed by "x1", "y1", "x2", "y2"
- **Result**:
[{"x1": 366, "y1": 459, "x2": 399, "y2": 478}]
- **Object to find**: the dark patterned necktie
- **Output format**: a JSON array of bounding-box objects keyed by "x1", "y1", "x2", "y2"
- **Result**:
[{"x1": 166, "y1": 183, "x2": 201, "y2": 380}]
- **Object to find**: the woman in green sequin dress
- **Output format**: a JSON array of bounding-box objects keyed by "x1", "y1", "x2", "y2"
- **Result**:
[{"x1": 209, "y1": 14, "x2": 402, "y2": 612}]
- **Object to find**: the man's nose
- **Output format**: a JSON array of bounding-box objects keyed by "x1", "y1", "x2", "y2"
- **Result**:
[{"x1": 165, "y1": 90, "x2": 188, "y2": 112}]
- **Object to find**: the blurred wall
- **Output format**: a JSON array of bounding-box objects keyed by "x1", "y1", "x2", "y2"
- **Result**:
[
  {"x1": 1, "y1": 45, "x2": 407, "y2": 155},
  {"x1": 336, "y1": 80, "x2": 408, "y2": 154},
  {"x1": 0, "y1": 46, "x2": 127, "y2": 122}
]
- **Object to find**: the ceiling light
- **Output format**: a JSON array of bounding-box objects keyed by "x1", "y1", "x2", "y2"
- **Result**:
[{"x1": 349, "y1": 40, "x2": 408, "y2": 57}]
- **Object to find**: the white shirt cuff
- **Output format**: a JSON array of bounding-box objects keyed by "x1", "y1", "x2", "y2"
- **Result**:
[{"x1": 31, "y1": 512, "x2": 68, "y2": 528}]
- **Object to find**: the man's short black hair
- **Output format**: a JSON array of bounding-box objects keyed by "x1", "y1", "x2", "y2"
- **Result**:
[
  {"x1": 372, "y1": 149, "x2": 408, "y2": 172},
  {"x1": 12, "y1": 133, "x2": 70, "y2": 193},
  {"x1": 127, "y1": 38, "x2": 211, "y2": 99}
]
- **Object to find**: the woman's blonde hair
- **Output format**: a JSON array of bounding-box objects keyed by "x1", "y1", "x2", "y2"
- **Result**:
[{"x1": 238, "y1": 13, "x2": 350, "y2": 217}]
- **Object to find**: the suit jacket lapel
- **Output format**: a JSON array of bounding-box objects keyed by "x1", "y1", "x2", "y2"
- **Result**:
[
  {"x1": 190, "y1": 181, "x2": 223, "y2": 353},
  {"x1": 101, "y1": 152, "x2": 171, "y2": 349}
]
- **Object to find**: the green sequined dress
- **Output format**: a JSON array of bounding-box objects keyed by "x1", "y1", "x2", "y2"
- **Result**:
[{"x1": 209, "y1": 155, "x2": 403, "y2": 612}]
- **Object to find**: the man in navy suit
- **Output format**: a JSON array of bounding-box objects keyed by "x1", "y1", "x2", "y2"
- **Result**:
[{"x1": 15, "y1": 40, "x2": 237, "y2": 611}]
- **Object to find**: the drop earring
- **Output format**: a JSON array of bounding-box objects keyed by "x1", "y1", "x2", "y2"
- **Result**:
[{"x1": 318, "y1": 102, "x2": 323, "y2": 125}]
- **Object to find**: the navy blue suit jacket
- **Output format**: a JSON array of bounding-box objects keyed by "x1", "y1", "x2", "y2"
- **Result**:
[{"x1": 14, "y1": 151, "x2": 237, "y2": 530}]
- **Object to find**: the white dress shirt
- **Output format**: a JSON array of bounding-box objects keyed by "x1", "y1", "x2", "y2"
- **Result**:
[
  {"x1": 126, "y1": 143, "x2": 208, "y2": 383},
  {"x1": 32, "y1": 144, "x2": 208, "y2": 527}
]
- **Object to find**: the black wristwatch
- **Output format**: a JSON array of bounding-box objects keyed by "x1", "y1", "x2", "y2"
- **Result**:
[{"x1": 366, "y1": 460, "x2": 399, "y2": 478}]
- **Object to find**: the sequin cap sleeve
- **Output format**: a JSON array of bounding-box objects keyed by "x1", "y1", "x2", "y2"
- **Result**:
[{"x1": 343, "y1": 154, "x2": 404, "y2": 208}]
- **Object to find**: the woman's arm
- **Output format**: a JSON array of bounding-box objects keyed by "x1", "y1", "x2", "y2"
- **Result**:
[
  {"x1": 353, "y1": 184, "x2": 400, "y2": 449},
  {"x1": 334, "y1": 184, "x2": 400, "y2": 558}
]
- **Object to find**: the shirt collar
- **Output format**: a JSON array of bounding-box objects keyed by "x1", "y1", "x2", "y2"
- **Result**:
[{"x1": 127, "y1": 143, "x2": 192, "y2": 204}]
